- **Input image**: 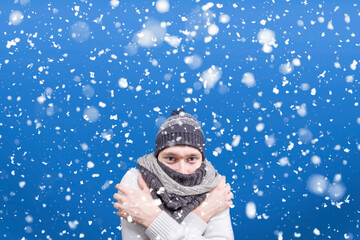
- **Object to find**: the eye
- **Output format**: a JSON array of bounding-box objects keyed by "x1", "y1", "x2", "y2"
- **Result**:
[
  {"x1": 188, "y1": 157, "x2": 197, "y2": 162},
  {"x1": 166, "y1": 157, "x2": 175, "y2": 162}
]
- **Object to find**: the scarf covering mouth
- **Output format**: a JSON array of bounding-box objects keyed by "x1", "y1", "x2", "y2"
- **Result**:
[{"x1": 137, "y1": 152, "x2": 220, "y2": 223}]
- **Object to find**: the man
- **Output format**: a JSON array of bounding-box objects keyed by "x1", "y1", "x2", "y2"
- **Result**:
[{"x1": 113, "y1": 108, "x2": 234, "y2": 239}]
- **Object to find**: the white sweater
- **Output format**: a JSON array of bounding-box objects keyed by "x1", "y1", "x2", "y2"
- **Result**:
[{"x1": 119, "y1": 168, "x2": 234, "y2": 240}]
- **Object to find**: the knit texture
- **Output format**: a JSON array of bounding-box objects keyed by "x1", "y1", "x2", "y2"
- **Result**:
[
  {"x1": 158, "y1": 160, "x2": 206, "y2": 186},
  {"x1": 137, "y1": 153, "x2": 220, "y2": 223},
  {"x1": 154, "y1": 109, "x2": 206, "y2": 158}
]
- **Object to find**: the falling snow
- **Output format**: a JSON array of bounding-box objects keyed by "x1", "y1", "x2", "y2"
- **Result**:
[{"x1": 0, "y1": 0, "x2": 359, "y2": 239}]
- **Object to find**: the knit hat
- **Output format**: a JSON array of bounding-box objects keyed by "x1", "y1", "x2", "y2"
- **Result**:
[{"x1": 154, "y1": 108, "x2": 206, "y2": 159}]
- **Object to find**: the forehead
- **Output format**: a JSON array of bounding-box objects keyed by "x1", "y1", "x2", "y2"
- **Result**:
[{"x1": 161, "y1": 146, "x2": 201, "y2": 156}]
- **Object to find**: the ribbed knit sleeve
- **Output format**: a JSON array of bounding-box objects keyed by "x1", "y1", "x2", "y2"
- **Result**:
[
  {"x1": 145, "y1": 211, "x2": 182, "y2": 239},
  {"x1": 182, "y1": 212, "x2": 208, "y2": 235},
  {"x1": 144, "y1": 209, "x2": 233, "y2": 240}
]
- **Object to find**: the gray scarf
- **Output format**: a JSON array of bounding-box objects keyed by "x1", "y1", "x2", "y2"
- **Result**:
[{"x1": 137, "y1": 153, "x2": 220, "y2": 223}]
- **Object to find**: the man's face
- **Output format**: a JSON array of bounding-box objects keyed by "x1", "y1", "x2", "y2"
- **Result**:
[{"x1": 157, "y1": 146, "x2": 203, "y2": 174}]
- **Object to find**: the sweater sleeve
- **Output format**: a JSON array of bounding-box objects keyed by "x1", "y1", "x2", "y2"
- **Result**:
[{"x1": 145, "y1": 208, "x2": 234, "y2": 240}]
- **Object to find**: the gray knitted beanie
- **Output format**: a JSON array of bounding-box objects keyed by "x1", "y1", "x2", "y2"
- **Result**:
[{"x1": 154, "y1": 108, "x2": 206, "y2": 159}]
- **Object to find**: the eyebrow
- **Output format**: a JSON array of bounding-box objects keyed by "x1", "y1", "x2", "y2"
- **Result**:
[{"x1": 163, "y1": 152, "x2": 201, "y2": 157}]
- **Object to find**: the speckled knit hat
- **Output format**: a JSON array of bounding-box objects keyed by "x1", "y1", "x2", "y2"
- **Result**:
[{"x1": 154, "y1": 108, "x2": 206, "y2": 159}]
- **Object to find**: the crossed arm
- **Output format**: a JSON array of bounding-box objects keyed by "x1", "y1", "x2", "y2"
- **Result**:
[{"x1": 113, "y1": 170, "x2": 234, "y2": 239}]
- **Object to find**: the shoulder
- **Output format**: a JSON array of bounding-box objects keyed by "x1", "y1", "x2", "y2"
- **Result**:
[{"x1": 119, "y1": 168, "x2": 141, "y2": 191}]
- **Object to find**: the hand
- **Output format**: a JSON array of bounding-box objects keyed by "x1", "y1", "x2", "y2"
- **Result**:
[
  {"x1": 192, "y1": 176, "x2": 234, "y2": 223},
  {"x1": 113, "y1": 174, "x2": 162, "y2": 228}
]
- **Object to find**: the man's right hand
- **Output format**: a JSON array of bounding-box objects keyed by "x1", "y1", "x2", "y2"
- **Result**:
[
  {"x1": 113, "y1": 174, "x2": 162, "y2": 228},
  {"x1": 192, "y1": 176, "x2": 234, "y2": 223}
]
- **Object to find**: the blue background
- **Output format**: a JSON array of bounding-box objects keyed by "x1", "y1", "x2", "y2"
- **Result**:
[{"x1": 0, "y1": 0, "x2": 359, "y2": 239}]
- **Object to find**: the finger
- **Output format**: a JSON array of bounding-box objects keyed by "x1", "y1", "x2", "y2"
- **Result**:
[
  {"x1": 113, "y1": 193, "x2": 126, "y2": 202},
  {"x1": 115, "y1": 183, "x2": 131, "y2": 195},
  {"x1": 217, "y1": 176, "x2": 226, "y2": 189},
  {"x1": 229, "y1": 192, "x2": 234, "y2": 199},
  {"x1": 226, "y1": 192, "x2": 234, "y2": 201},
  {"x1": 116, "y1": 210, "x2": 127, "y2": 218},
  {"x1": 117, "y1": 210, "x2": 127, "y2": 218},
  {"x1": 118, "y1": 211, "x2": 133, "y2": 222},
  {"x1": 138, "y1": 174, "x2": 150, "y2": 192},
  {"x1": 113, "y1": 202, "x2": 123, "y2": 210}
]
